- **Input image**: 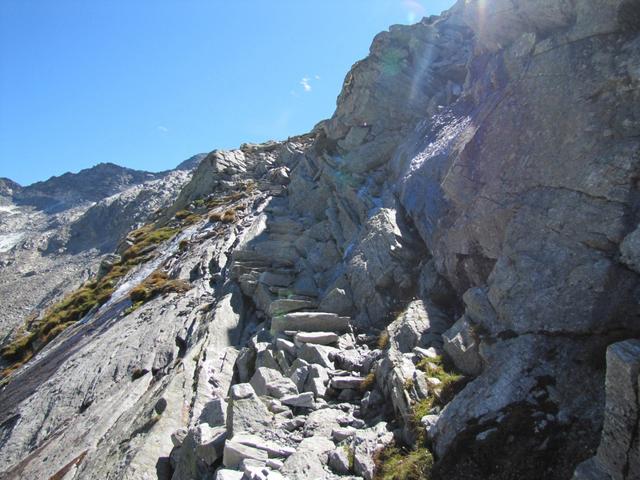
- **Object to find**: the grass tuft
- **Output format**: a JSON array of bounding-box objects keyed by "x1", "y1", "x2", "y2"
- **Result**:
[
  {"x1": 416, "y1": 355, "x2": 467, "y2": 406},
  {"x1": 343, "y1": 444, "x2": 355, "y2": 471},
  {"x1": 377, "y1": 330, "x2": 390, "y2": 350},
  {"x1": 374, "y1": 445, "x2": 434, "y2": 480},
  {"x1": 1, "y1": 216, "x2": 194, "y2": 378},
  {"x1": 360, "y1": 371, "x2": 376, "y2": 392},
  {"x1": 127, "y1": 270, "x2": 191, "y2": 311},
  {"x1": 209, "y1": 208, "x2": 237, "y2": 224}
]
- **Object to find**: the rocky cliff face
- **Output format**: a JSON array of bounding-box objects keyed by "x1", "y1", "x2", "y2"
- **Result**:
[{"x1": 0, "y1": 1, "x2": 639, "y2": 479}]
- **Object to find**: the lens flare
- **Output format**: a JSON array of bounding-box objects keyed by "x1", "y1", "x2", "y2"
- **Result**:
[
  {"x1": 402, "y1": 0, "x2": 426, "y2": 24},
  {"x1": 468, "y1": 0, "x2": 488, "y2": 44}
]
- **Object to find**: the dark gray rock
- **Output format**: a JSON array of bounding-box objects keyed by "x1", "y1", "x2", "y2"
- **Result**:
[{"x1": 574, "y1": 340, "x2": 640, "y2": 480}]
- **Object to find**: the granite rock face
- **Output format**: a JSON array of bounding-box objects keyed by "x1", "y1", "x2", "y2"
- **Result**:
[{"x1": 1, "y1": 1, "x2": 639, "y2": 479}]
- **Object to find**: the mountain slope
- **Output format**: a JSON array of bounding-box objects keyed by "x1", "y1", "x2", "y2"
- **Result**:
[
  {"x1": 0, "y1": 157, "x2": 204, "y2": 343},
  {"x1": 0, "y1": 1, "x2": 639, "y2": 480}
]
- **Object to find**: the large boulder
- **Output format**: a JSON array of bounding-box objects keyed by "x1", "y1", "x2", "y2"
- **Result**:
[
  {"x1": 226, "y1": 384, "x2": 273, "y2": 437},
  {"x1": 442, "y1": 315, "x2": 483, "y2": 376},
  {"x1": 280, "y1": 436, "x2": 334, "y2": 480},
  {"x1": 386, "y1": 300, "x2": 449, "y2": 353},
  {"x1": 223, "y1": 440, "x2": 269, "y2": 469},
  {"x1": 171, "y1": 424, "x2": 227, "y2": 479},
  {"x1": 250, "y1": 367, "x2": 298, "y2": 399}
]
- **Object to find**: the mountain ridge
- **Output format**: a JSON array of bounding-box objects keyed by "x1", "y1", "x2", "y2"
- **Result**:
[{"x1": 5, "y1": 154, "x2": 207, "y2": 212}]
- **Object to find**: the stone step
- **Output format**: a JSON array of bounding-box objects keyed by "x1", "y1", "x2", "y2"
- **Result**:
[
  {"x1": 268, "y1": 299, "x2": 317, "y2": 316},
  {"x1": 330, "y1": 376, "x2": 365, "y2": 390},
  {"x1": 294, "y1": 331, "x2": 339, "y2": 346},
  {"x1": 271, "y1": 312, "x2": 351, "y2": 334}
]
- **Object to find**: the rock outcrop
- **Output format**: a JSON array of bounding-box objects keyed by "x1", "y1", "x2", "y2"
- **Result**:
[{"x1": 0, "y1": 1, "x2": 639, "y2": 479}]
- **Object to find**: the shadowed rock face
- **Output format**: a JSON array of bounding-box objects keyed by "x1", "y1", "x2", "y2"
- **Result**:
[{"x1": 0, "y1": 1, "x2": 639, "y2": 479}]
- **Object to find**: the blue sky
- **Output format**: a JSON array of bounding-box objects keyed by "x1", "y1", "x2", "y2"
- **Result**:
[{"x1": 0, "y1": 0, "x2": 454, "y2": 185}]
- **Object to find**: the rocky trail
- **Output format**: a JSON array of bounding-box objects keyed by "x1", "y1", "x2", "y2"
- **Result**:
[{"x1": 1, "y1": 1, "x2": 640, "y2": 479}]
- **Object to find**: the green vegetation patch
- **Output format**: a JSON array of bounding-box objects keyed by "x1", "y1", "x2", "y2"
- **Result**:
[
  {"x1": 209, "y1": 208, "x2": 237, "y2": 224},
  {"x1": 360, "y1": 371, "x2": 377, "y2": 392},
  {"x1": 375, "y1": 355, "x2": 467, "y2": 479},
  {"x1": 374, "y1": 445, "x2": 434, "y2": 480},
  {"x1": 416, "y1": 355, "x2": 468, "y2": 407},
  {"x1": 377, "y1": 330, "x2": 390, "y2": 350},
  {"x1": 127, "y1": 270, "x2": 191, "y2": 312},
  {"x1": 343, "y1": 445, "x2": 356, "y2": 471},
  {"x1": 121, "y1": 225, "x2": 180, "y2": 264},
  {"x1": 1, "y1": 218, "x2": 191, "y2": 378}
]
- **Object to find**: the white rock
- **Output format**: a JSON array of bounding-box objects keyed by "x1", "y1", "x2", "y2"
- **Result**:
[
  {"x1": 267, "y1": 399, "x2": 288, "y2": 414},
  {"x1": 243, "y1": 465, "x2": 269, "y2": 480},
  {"x1": 265, "y1": 471, "x2": 286, "y2": 480},
  {"x1": 442, "y1": 315, "x2": 482, "y2": 376},
  {"x1": 289, "y1": 364, "x2": 311, "y2": 392},
  {"x1": 414, "y1": 346, "x2": 439, "y2": 360},
  {"x1": 421, "y1": 414, "x2": 440, "y2": 441},
  {"x1": 280, "y1": 435, "x2": 335, "y2": 479},
  {"x1": 171, "y1": 427, "x2": 188, "y2": 447},
  {"x1": 332, "y1": 427, "x2": 356, "y2": 442},
  {"x1": 223, "y1": 440, "x2": 269, "y2": 468},
  {"x1": 426, "y1": 377, "x2": 442, "y2": 389},
  {"x1": 241, "y1": 458, "x2": 268, "y2": 470},
  {"x1": 280, "y1": 392, "x2": 315, "y2": 408},
  {"x1": 193, "y1": 425, "x2": 227, "y2": 466},
  {"x1": 250, "y1": 367, "x2": 298, "y2": 399},
  {"x1": 331, "y1": 376, "x2": 365, "y2": 389},
  {"x1": 294, "y1": 331, "x2": 339, "y2": 345},
  {"x1": 304, "y1": 364, "x2": 329, "y2": 398},
  {"x1": 328, "y1": 447, "x2": 352, "y2": 474},
  {"x1": 297, "y1": 343, "x2": 338, "y2": 369},
  {"x1": 233, "y1": 432, "x2": 296, "y2": 458},
  {"x1": 216, "y1": 469, "x2": 244, "y2": 480},
  {"x1": 199, "y1": 397, "x2": 227, "y2": 427},
  {"x1": 231, "y1": 383, "x2": 256, "y2": 400},
  {"x1": 267, "y1": 458, "x2": 284, "y2": 469},
  {"x1": 275, "y1": 338, "x2": 296, "y2": 355},
  {"x1": 227, "y1": 384, "x2": 273, "y2": 436}
]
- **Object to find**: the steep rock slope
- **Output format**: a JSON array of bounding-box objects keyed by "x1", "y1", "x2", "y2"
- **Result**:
[
  {"x1": 0, "y1": 1, "x2": 639, "y2": 479},
  {"x1": 0, "y1": 156, "x2": 204, "y2": 342}
]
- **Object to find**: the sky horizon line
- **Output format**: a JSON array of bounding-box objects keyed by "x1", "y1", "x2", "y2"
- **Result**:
[{"x1": 0, "y1": 0, "x2": 455, "y2": 186}]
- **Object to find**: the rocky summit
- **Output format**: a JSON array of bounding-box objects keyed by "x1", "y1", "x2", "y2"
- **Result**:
[{"x1": 0, "y1": 1, "x2": 639, "y2": 479}]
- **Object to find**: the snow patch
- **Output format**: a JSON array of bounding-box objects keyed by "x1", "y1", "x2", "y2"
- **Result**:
[
  {"x1": 0, "y1": 232, "x2": 24, "y2": 253},
  {"x1": 0, "y1": 205, "x2": 19, "y2": 215}
]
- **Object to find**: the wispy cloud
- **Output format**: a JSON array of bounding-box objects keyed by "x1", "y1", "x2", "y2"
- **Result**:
[
  {"x1": 157, "y1": 125, "x2": 169, "y2": 133},
  {"x1": 300, "y1": 77, "x2": 312, "y2": 92}
]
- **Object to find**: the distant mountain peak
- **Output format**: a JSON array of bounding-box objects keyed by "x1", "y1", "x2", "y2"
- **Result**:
[{"x1": 4, "y1": 154, "x2": 205, "y2": 213}]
